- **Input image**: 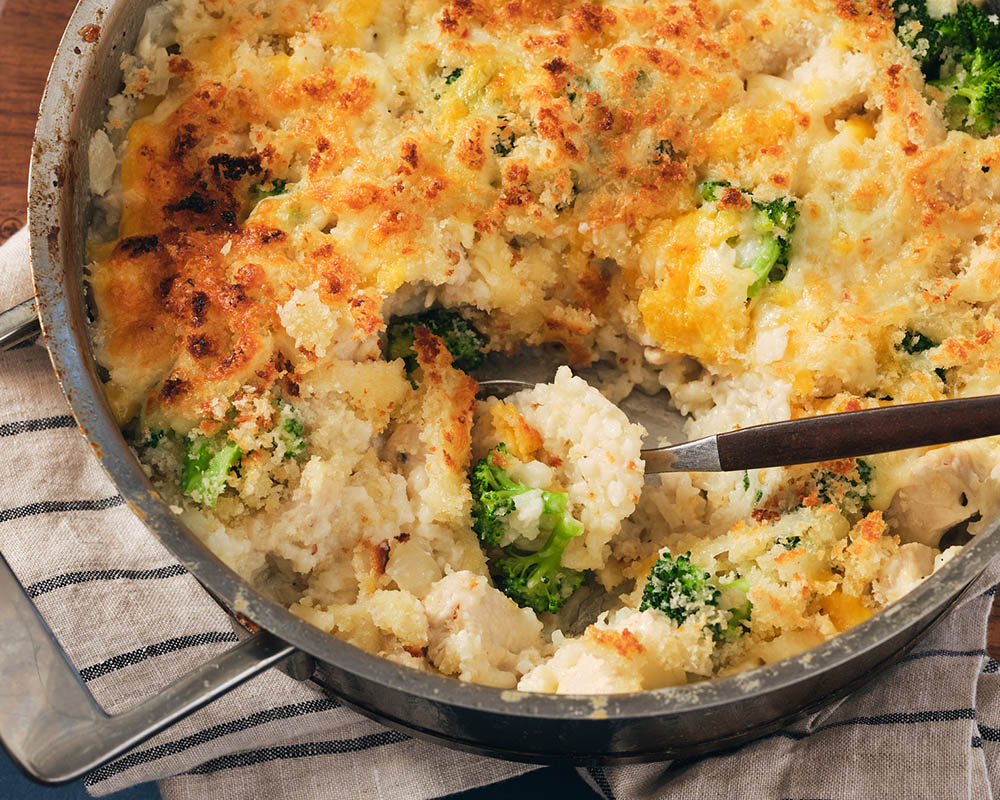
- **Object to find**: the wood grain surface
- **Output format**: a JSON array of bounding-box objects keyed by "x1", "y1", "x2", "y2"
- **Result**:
[
  {"x1": 0, "y1": 0, "x2": 79, "y2": 243},
  {"x1": 2, "y1": 0, "x2": 999, "y2": 659}
]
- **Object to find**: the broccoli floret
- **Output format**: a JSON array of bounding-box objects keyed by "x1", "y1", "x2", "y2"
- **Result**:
[
  {"x1": 896, "y1": 329, "x2": 948, "y2": 381},
  {"x1": 894, "y1": 0, "x2": 946, "y2": 71},
  {"x1": 279, "y1": 414, "x2": 306, "y2": 458},
  {"x1": 699, "y1": 181, "x2": 799, "y2": 298},
  {"x1": 640, "y1": 551, "x2": 753, "y2": 641},
  {"x1": 249, "y1": 178, "x2": 287, "y2": 201},
  {"x1": 932, "y1": 4, "x2": 1000, "y2": 134},
  {"x1": 180, "y1": 400, "x2": 302, "y2": 504},
  {"x1": 639, "y1": 550, "x2": 720, "y2": 623},
  {"x1": 470, "y1": 444, "x2": 521, "y2": 546},
  {"x1": 699, "y1": 180, "x2": 732, "y2": 203},
  {"x1": 810, "y1": 458, "x2": 875, "y2": 515},
  {"x1": 384, "y1": 308, "x2": 486, "y2": 375},
  {"x1": 182, "y1": 436, "x2": 242, "y2": 507},
  {"x1": 493, "y1": 116, "x2": 516, "y2": 157},
  {"x1": 897, "y1": 328, "x2": 938, "y2": 353},
  {"x1": 493, "y1": 497, "x2": 586, "y2": 614},
  {"x1": 712, "y1": 577, "x2": 752, "y2": 642},
  {"x1": 777, "y1": 535, "x2": 801, "y2": 550},
  {"x1": 895, "y1": 1, "x2": 1000, "y2": 135},
  {"x1": 470, "y1": 444, "x2": 586, "y2": 613},
  {"x1": 140, "y1": 428, "x2": 167, "y2": 449},
  {"x1": 935, "y1": 49, "x2": 1000, "y2": 135}
]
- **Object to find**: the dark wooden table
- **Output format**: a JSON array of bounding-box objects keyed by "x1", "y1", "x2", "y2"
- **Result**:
[
  {"x1": 0, "y1": 0, "x2": 78, "y2": 242},
  {"x1": 2, "y1": 0, "x2": 999, "y2": 657}
]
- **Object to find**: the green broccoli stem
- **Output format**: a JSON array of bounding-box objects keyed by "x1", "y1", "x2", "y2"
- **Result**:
[
  {"x1": 182, "y1": 436, "x2": 242, "y2": 507},
  {"x1": 744, "y1": 235, "x2": 783, "y2": 298},
  {"x1": 698, "y1": 180, "x2": 798, "y2": 298},
  {"x1": 471, "y1": 445, "x2": 586, "y2": 613},
  {"x1": 249, "y1": 178, "x2": 288, "y2": 203},
  {"x1": 896, "y1": 0, "x2": 1000, "y2": 136},
  {"x1": 277, "y1": 408, "x2": 306, "y2": 457},
  {"x1": 509, "y1": 515, "x2": 582, "y2": 577},
  {"x1": 478, "y1": 459, "x2": 522, "y2": 492},
  {"x1": 494, "y1": 512, "x2": 585, "y2": 614},
  {"x1": 713, "y1": 594, "x2": 752, "y2": 642},
  {"x1": 540, "y1": 496, "x2": 584, "y2": 546}
]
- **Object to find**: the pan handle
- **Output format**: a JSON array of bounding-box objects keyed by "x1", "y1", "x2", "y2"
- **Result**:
[
  {"x1": 0, "y1": 550, "x2": 297, "y2": 783},
  {"x1": 0, "y1": 298, "x2": 42, "y2": 350}
]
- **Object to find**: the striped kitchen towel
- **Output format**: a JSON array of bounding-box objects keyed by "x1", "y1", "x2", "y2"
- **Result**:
[{"x1": 2, "y1": 223, "x2": 1000, "y2": 800}]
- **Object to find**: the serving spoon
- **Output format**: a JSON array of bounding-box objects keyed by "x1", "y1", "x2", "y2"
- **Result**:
[{"x1": 479, "y1": 379, "x2": 1000, "y2": 474}]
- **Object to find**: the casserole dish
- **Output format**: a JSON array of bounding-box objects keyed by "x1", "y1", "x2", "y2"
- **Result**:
[{"x1": 1, "y1": 0, "x2": 999, "y2": 783}]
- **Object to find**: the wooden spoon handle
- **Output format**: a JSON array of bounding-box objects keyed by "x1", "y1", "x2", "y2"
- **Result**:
[{"x1": 715, "y1": 394, "x2": 1000, "y2": 471}]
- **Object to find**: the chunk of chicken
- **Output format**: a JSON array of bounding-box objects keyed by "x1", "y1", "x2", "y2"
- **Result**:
[
  {"x1": 885, "y1": 444, "x2": 992, "y2": 548},
  {"x1": 873, "y1": 542, "x2": 937, "y2": 606},
  {"x1": 423, "y1": 571, "x2": 545, "y2": 688}
]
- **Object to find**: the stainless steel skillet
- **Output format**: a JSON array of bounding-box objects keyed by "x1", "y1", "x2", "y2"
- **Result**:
[{"x1": 1, "y1": 0, "x2": 999, "y2": 784}]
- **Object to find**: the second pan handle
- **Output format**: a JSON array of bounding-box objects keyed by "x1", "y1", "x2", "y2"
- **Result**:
[
  {"x1": 0, "y1": 298, "x2": 41, "y2": 350},
  {"x1": 0, "y1": 550, "x2": 296, "y2": 783}
]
